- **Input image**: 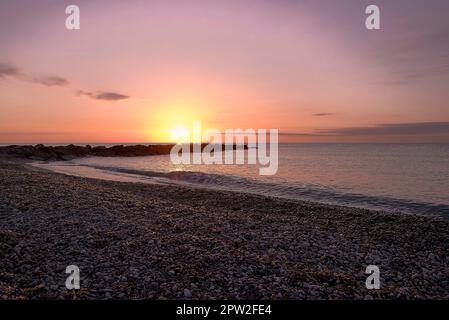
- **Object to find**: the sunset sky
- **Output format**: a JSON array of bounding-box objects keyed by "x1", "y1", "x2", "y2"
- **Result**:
[{"x1": 1, "y1": 0, "x2": 449, "y2": 143}]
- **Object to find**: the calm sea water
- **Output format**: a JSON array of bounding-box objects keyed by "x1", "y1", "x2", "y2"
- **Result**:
[{"x1": 37, "y1": 144, "x2": 449, "y2": 216}]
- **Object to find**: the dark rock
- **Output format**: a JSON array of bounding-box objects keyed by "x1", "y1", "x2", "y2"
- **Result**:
[{"x1": 0, "y1": 143, "x2": 249, "y2": 161}]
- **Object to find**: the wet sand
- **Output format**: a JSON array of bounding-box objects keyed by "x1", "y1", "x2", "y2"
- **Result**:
[{"x1": 0, "y1": 157, "x2": 448, "y2": 299}]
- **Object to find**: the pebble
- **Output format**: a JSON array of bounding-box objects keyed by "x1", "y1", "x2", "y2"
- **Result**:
[{"x1": 183, "y1": 289, "x2": 192, "y2": 298}]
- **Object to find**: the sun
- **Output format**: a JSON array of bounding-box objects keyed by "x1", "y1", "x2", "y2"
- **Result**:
[{"x1": 170, "y1": 126, "x2": 190, "y2": 143}]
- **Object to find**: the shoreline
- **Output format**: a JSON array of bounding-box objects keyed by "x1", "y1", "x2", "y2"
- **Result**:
[
  {"x1": 29, "y1": 156, "x2": 449, "y2": 218},
  {"x1": 1, "y1": 157, "x2": 448, "y2": 299}
]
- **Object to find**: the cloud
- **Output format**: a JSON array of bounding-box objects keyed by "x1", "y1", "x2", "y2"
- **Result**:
[
  {"x1": 78, "y1": 90, "x2": 130, "y2": 101},
  {"x1": 279, "y1": 132, "x2": 320, "y2": 137},
  {"x1": 318, "y1": 122, "x2": 449, "y2": 136},
  {"x1": 0, "y1": 62, "x2": 69, "y2": 86},
  {"x1": 0, "y1": 63, "x2": 20, "y2": 78},
  {"x1": 1, "y1": 62, "x2": 128, "y2": 101},
  {"x1": 283, "y1": 122, "x2": 449, "y2": 137},
  {"x1": 313, "y1": 113, "x2": 333, "y2": 117},
  {"x1": 31, "y1": 76, "x2": 69, "y2": 87}
]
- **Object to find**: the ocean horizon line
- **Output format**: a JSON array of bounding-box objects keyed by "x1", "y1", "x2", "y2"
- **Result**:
[{"x1": 2, "y1": 141, "x2": 449, "y2": 146}]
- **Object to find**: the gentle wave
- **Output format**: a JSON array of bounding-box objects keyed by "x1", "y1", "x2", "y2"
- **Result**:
[{"x1": 82, "y1": 164, "x2": 449, "y2": 216}]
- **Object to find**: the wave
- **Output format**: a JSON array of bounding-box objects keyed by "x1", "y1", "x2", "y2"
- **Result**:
[{"x1": 83, "y1": 164, "x2": 449, "y2": 216}]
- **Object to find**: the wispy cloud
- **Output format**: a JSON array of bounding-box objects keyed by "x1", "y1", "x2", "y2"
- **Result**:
[
  {"x1": 0, "y1": 63, "x2": 20, "y2": 78},
  {"x1": 283, "y1": 122, "x2": 449, "y2": 137},
  {"x1": 318, "y1": 122, "x2": 449, "y2": 136},
  {"x1": 0, "y1": 62, "x2": 69, "y2": 87},
  {"x1": 313, "y1": 113, "x2": 333, "y2": 117},
  {"x1": 1, "y1": 62, "x2": 129, "y2": 100},
  {"x1": 31, "y1": 76, "x2": 69, "y2": 87},
  {"x1": 77, "y1": 90, "x2": 130, "y2": 101}
]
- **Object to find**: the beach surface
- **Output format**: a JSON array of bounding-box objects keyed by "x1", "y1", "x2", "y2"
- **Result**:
[{"x1": 0, "y1": 157, "x2": 448, "y2": 299}]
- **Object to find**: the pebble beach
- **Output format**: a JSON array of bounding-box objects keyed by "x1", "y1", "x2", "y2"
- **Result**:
[{"x1": 0, "y1": 157, "x2": 448, "y2": 300}]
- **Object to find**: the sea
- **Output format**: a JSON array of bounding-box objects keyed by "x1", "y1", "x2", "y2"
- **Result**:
[{"x1": 33, "y1": 143, "x2": 449, "y2": 216}]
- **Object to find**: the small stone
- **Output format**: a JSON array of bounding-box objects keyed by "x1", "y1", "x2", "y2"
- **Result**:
[{"x1": 183, "y1": 289, "x2": 192, "y2": 298}]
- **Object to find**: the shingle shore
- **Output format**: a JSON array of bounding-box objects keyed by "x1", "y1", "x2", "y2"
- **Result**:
[{"x1": 0, "y1": 158, "x2": 448, "y2": 299}]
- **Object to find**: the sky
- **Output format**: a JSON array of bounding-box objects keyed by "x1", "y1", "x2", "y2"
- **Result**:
[{"x1": 0, "y1": 0, "x2": 449, "y2": 143}]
